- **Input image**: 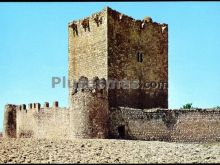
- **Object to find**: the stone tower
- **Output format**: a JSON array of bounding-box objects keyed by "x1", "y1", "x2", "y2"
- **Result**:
[
  {"x1": 70, "y1": 76, "x2": 109, "y2": 139},
  {"x1": 3, "y1": 105, "x2": 17, "y2": 138},
  {"x1": 68, "y1": 7, "x2": 168, "y2": 109}
]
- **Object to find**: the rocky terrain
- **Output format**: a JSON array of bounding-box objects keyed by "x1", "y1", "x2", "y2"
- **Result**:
[{"x1": 0, "y1": 138, "x2": 219, "y2": 164}]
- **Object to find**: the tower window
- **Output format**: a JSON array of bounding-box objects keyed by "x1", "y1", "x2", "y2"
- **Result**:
[{"x1": 137, "y1": 52, "x2": 143, "y2": 62}]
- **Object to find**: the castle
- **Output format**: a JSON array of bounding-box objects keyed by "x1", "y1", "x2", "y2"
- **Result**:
[{"x1": 3, "y1": 7, "x2": 220, "y2": 142}]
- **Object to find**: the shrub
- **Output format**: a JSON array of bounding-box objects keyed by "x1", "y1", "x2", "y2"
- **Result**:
[
  {"x1": 181, "y1": 103, "x2": 193, "y2": 109},
  {"x1": 214, "y1": 106, "x2": 220, "y2": 109}
]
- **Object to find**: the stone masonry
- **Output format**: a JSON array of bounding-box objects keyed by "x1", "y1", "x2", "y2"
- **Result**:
[
  {"x1": 3, "y1": 7, "x2": 220, "y2": 142},
  {"x1": 68, "y1": 7, "x2": 168, "y2": 109}
]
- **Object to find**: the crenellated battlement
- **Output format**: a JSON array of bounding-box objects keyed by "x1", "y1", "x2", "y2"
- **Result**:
[
  {"x1": 68, "y1": 8, "x2": 107, "y2": 37},
  {"x1": 5, "y1": 104, "x2": 17, "y2": 110},
  {"x1": 68, "y1": 6, "x2": 168, "y2": 38},
  {"x1": 4, "y1": 102, "x2": 70, "y2": 139},
  {"x1": 7, "y1": 101, "x2": 65, "y2": 114},
  {"x1": 107, "y1": 6, "x2": 168, "y2": 33}
]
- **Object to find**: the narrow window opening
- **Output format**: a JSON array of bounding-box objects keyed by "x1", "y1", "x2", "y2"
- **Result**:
[
  {"x1": 140, "y1": 53, "x2": 143, "y2": 62},
  {"x1": 137, "y1": 52, "x2": 143, "y2": 63},
  {"x1": 137, "y1": 52, "x2": 140, "y2": 62}
]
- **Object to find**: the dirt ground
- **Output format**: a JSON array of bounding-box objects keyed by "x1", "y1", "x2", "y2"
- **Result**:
[{"x1": 0, "y1": 138, "x2": 219, "y2": 164}]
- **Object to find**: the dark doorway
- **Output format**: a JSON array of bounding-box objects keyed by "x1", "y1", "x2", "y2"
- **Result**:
[{"x1": 117, "y1": 125, "x2": 126, "y2": 139}]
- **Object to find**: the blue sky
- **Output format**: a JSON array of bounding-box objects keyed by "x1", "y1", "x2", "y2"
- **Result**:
[{"x1": 0, "y1": 2, "x2": 220, "y2": 131}]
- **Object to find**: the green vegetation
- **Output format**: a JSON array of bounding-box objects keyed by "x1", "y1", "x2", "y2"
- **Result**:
[
  {"x1": 181, "y1": 103, "x2": 193, "y2": 109},
  {"x1": 181, "y1": 104, "x2": 220, "y2": 110},
  {"x1": 214, "y1": 106, "x2": 220, "y2": 109}
]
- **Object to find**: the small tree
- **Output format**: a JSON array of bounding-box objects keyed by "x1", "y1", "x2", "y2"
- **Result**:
[
  {"x1": 214, "y1": 106, "x2": 220, "y2": 109},
  {"x1": 181, "y1": 103, "x2": 193, "y2": 109}
]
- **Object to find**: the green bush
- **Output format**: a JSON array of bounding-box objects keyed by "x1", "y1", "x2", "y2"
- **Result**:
[{"x1": 181, "y1": 103, "x2": 193, "y2": 109}]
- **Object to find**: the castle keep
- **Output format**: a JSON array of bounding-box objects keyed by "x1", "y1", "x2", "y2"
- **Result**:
[
  {"x1": 3, "y1": 7, "x2": 220, "y2": 142},
  {"x1": 68, "y1": 7, "x2": 168, "y2": 109}
]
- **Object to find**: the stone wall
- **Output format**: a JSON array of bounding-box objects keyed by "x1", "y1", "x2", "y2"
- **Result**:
[
  {"x1": 3, "y1": 76, "x2": 109, "y2": 140},
  {"x1": 171, "y1": 110, "x2": 220, "y2": 142},
  {"x1": 107, "y1": 7, "x2": 168, "y2": 109},
  {"x1": 3, "y1": 103, "x2": 220, "y2": 142},
  {"x1": 4, "y1": 102, "x2": 70, "y2": 139},
  {"x1": 109, "y1": 107, "x2": 220, "y2": 142}
]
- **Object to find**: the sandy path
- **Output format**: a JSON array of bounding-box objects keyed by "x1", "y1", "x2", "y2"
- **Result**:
[{"x1": 0, "y1": 138, "x2": 219, "y2": 163}]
